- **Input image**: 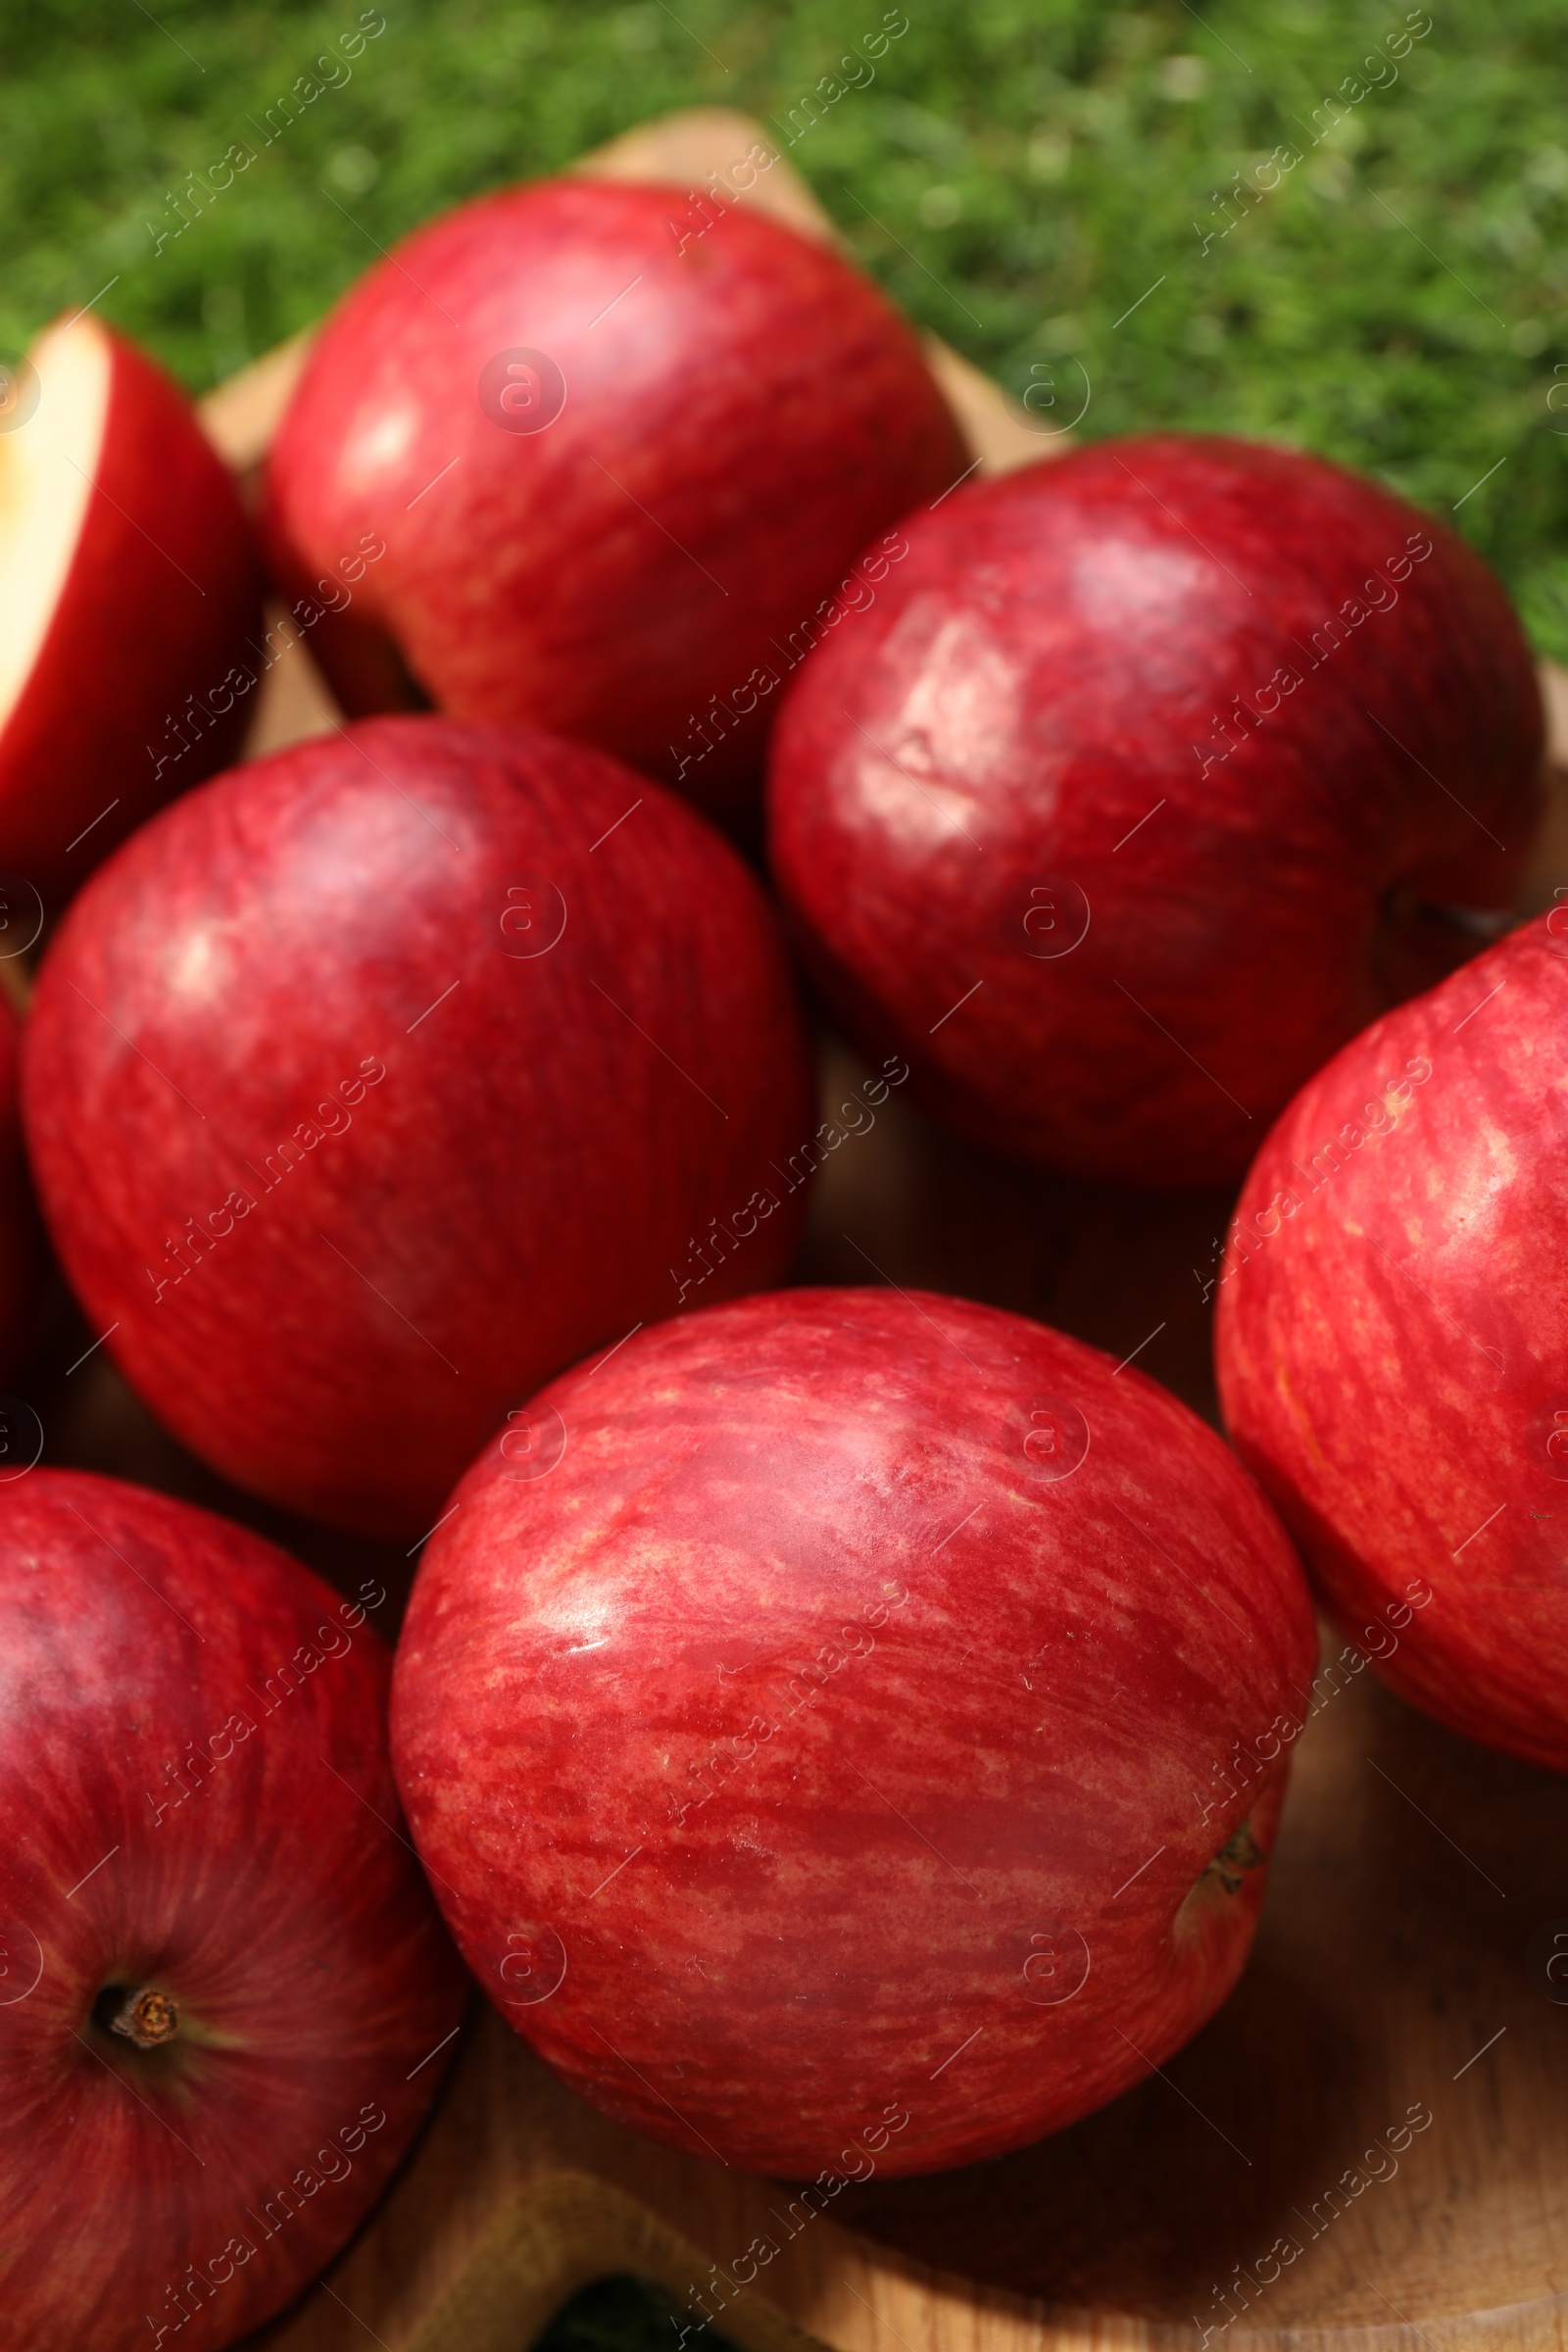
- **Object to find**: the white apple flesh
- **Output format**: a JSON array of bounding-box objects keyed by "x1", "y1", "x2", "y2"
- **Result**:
[{"x1": 0, "y1": 314, "x2": 261, "y2": 907}]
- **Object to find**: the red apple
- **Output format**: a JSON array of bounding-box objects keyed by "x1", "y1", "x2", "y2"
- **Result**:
[
  {"x1": 21, "y1": 715, "x2": 812, "y2": 1538},
  {"x1": 0, "y1": 1468, "x2": 464, "y2": 2352},
  {"x1": 0, "y1": 989, "x2": 43, "y2": 1381},
  {"x1": 391, "y1": 1286, "x2": 1316, "y2": 2178},
  {"x1": 0, "y1": 314, "x2": 261, "y2": 906},
  {"x1": 261, "y1": 175, "x2": 967, "y2": 822},
  {"x1": 1216, "y1": 909, "x2": 1568, "y2": 1773},
  {"x1": 767, "y1": 433, "x2": 1544, "y2": 1189}
]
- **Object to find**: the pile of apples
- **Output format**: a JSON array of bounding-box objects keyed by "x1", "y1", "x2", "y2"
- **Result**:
[{"x1": 0, "y1": 159, "x2": 1558, "y2": 2351}]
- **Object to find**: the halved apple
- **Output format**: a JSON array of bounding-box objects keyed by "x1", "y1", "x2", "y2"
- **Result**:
[{"x1": 0, "y1": 313, "x2": 261, "y2": 907}]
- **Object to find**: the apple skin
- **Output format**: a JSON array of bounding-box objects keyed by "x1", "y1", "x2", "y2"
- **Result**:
[
  {"x1": 0, "y1": 992, "x2": 44, "y2": 1381},
  {"x1": 0, "y1": 316, "x2": 261, "y2": 906},
  {"x1": 261, "y1": 176, "x2": 967, "y2": 822},
  {"x1": 391, "y1": 1286, "x2": 1316, "y2": 2178},
  {"x1": 1216, "y1": 910, "x2": 1568, "y2": 1774},
  {"x1": 766, "y1": 433, "x2": 1544, "y2": 1190},
  {"x1": 20, "y1": 715, "x2": 813, "y2": 1538},
  {"x1": 0, "y1": 1469, "x2": 465, "y2": 2352}
]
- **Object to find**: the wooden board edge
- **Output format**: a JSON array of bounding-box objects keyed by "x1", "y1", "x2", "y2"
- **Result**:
[
  {"x1": 312, "y1": 2113, "x2": 1568, "y2": 2352},
  {"x1": 397, "y1": 2172, "x2": 832, "y2": 2352},
  {"x1": 199, "y1": 325, "x2": 318, "y2": 476}
]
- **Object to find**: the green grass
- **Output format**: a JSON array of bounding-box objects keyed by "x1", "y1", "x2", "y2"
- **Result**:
[{"x1": 3, "y1": 0, "x2": 1567, "y2": 651}]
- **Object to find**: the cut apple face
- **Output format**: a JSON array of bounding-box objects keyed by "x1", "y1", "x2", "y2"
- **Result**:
[
  {"x1": 0, "y1": 317, "x2": 107, "y2": 743},
  {"x1": 0, "y1": 311, "x2": 261, "y2": 907}
]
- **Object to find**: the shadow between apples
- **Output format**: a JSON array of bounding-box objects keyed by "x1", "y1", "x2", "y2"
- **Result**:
[
  {"x1": 821, "y1": 1927, "x2": 1355, "y2": 2320},
  {"x1": 25, "y1": 1282, "x2": 414, "y2": 1618},
  {"x1": 797, "y1": 1025, "x2": 1239, "y2": 1428}
]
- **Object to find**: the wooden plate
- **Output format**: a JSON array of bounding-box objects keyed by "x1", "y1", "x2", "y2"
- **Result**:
[{"x1": 55, "y1": 105, "x2": 1568, "y2": 2352}]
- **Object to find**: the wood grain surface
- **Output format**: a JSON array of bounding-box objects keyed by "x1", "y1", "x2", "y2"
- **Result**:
[{"x1": 65, "y1": 102, "x2": 1565, "y2": 2352}]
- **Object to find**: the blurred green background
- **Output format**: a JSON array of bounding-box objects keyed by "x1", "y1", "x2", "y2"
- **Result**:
[
  {"x1": 3, "y1": 0, "x2": 1567, "y2": 656},
  {"x1": 2, "y1": 1, "x2": 1560, "y2": 2344}
]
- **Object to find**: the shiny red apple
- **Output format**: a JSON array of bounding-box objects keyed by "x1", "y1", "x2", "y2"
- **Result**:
[
  {"x1": 0, "y1": 314, "x2": 260, "y2": 906},
  {"x1": 261, "y1": 175, "x2": 967, "y2": 821},
  {"x1": 21, "y1": 715, "x2": 812, "y2": 1537},
  {"x1": 0, "y1": 1469, "x2": 464, "y2": 2352},
  {"x1": 1216, "y1": 909, "x2": 1568, "y2": 1773},
  {"x1": 391, "y1": 1286, "x2": 1316, "y2": 2178},
  {"x1": 767, "y1": 433, "x2": 1544, "y2": 1189}
]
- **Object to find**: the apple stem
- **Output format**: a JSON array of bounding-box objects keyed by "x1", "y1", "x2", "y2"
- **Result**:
[
  {"x1": 109, "y1": 1985, "x2": 180, "y2": 2048},
  {"x1": 1206, "y1": 1819, "x2": 1266, "y2": 1895}
]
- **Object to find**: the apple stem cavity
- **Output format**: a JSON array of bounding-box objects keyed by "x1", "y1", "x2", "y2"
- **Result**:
[{"x1": 104, "y1": 1984, "x2": 180, "y2": 2049}]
